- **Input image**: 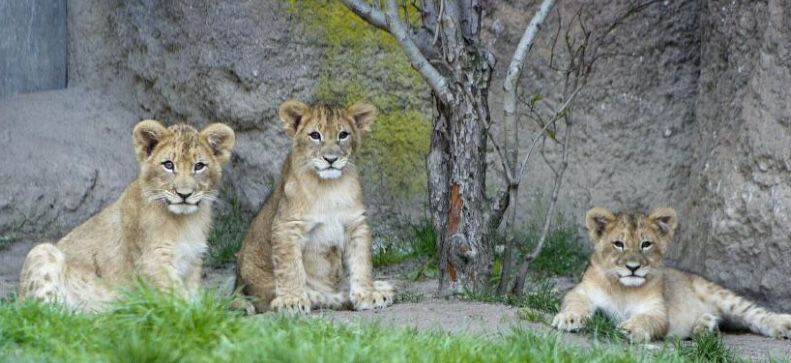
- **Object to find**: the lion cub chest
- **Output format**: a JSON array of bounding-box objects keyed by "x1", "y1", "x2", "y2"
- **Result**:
[
  {"x1": 303, "y1": 190, "x2": 361, "y2": 250},
  {"x1": 172, "y1": 224, "x2": 207, "y2": 278}
]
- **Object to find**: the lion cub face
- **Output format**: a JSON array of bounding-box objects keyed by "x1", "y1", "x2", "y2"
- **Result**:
[
  {"x1": 278, "y1": 100, "x2": 376, "y2": 180},
  {"x1": 585, "y1": 207, "x2": 678, "y2": 287},
  {"x1": 132, "y1": 120, "x2": 235, "y2": 215}
]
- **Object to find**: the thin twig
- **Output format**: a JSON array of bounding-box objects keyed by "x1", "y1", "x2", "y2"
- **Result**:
[
  {"x1": 433, "y1": 0, "x2": 444, "y2": 45},
  {"x1": 382, "y1": 0, "x2": 453, "y2": 103},
  {"x1": 512, "y1": 116, "x2": 572, "y2": 295}
]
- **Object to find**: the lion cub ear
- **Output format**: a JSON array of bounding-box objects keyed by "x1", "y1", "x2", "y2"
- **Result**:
[
  {"x1": 200, "y1": 123, "x2": 236, "y2": 165},
  {"x1": 133, "y1": 119, "x2": 169, "y2": 162},
  {"x1": 585, "y1": 207, "x2": 616, "y2": 242},
  {"x1": 347, "y1": 101, "x2": 377, "y2": 133},
  {"x1": 647, "y1": 207, "x2": 678, "y2": 238},
  {"x1": 278, "y1": 100, "x2": 310, "y2": 137}
]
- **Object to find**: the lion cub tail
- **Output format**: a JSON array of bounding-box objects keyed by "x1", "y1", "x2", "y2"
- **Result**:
[{"x1": 698, "y1": 277, "x2": 788, "y2": 337}]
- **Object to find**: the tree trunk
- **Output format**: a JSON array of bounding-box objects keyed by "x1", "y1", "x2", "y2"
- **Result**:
[{"x1": 431, "y1": 52, "x2": 494, "y2": 294}]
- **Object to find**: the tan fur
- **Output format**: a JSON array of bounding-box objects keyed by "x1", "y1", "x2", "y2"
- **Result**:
[
  {"x1": 235, "y1": 100, "x2": 393, "y2": 314},
  {"x1": 552, "y1": 207, "x2": 791, "y2": 341},
  {"x1": 18, "y1": 120, "x2": 235, "y2": 312}
]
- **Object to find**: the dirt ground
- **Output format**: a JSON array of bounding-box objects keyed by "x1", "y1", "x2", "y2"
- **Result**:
[{"x1": 2, "y1": 245, "x2": 790, "y2": 361}]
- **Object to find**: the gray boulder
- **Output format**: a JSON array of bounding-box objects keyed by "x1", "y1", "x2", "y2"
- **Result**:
[
  {"x1": 1, "y1": 86, "x2": 138, "y2": 240},
  {"x1": 678, "y1": 0, "x2": 791, "y2": 311}
]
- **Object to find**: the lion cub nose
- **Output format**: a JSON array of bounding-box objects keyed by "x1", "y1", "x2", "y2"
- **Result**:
[
  {"x1": 177, "y1": 192, "x2": 192, "y2": 201},
  {"x1": 626, "y1": 262, "x2": 641, "y2": 273},
  {"x1": 323, "y1": 156, "x2": 338, "y2": 164}
]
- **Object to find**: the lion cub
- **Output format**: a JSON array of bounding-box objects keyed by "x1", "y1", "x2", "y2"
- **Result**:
[
  {"x1": 19, "y1": 120, "x2": 235, "y2": 312},
  {"x1": 235, "y1": 100, "x2": 394, "y2": 313},
  {"x1": 552, "y1": 207, "x2": 791, "y2": 341}
]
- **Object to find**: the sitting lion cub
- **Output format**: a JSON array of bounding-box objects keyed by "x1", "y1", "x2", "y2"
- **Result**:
[
  {"x1": 236, "y1": 100, "x2": 394, "y2": 313},
  {"x1": 19, "y1": 120, "x2": 235, "y2": 312},
  {"x1": 553, "y1": 207, "x2": 791, "y2": 341}
]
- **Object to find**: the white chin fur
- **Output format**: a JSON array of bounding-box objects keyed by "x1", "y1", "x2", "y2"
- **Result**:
[
  {"x1": 168, "y1": 204, "x2": 199, "y2": 215},
  {"x1": 317, "y1": 169, "x2": 342, "y2": 179},
  {"x1": 619, "y1": 276, "x2": 646, "y2": 287}
]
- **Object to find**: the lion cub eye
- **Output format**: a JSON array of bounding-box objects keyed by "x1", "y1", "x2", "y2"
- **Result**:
[
  {"x1": 194, "y1": 162, "x2": 207, "y2": 172},
  {"x1": 162, "y1": 160, "x2": 174, "y2": 171},
  {"x1": 641, "y1": 241, "x2": 653, "y2": 250},
  {"x1": 309, "y1": 131, "x2": 321, "y2": 141},
  {"x1": 339, "y1": 131, "x2": 350, "y2": 140},
  {"x1": 613, "y1": 241, "x2": 625, "y2": 250}
]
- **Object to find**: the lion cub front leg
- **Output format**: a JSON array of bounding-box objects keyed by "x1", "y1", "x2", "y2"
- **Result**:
[
  {"x1": 138, "y1": 247, "x2": 189, "y2": 298},
  {"x1": 618, "y1": 298, "x2": 668, "y2": 342},
  {"x1": 618, "y1": 312, "x2": 668, "y2": 342},
  {"x1": 553, "y1": 286, "x2": 595, "y2": 332},
  {"x1": 270, "y1": 219, "x2": 311, "y2": 313},
  {"x1": 345, "y1": 218, "x2": 393, "y2": 310}
]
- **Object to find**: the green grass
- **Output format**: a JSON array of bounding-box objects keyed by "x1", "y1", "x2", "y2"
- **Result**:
[
  {"x1": 673, "y1": 332, "x2": 743, "y2": 363},
  {"x1": 518, "y1": 215, "x2": 588, "y2": 279},
  {"x1": 581, "y1": 311, "x2": 626, "y2": 342},
  {"x1": 0, "y1": 284, "x2": 705, "y2": 362},
  {"x1": 206, "y1": 189, "x2": 250, "y2": 268},
  {"x1": 373, "y1": 221, "x2": 437, "y2": 268},
  {"x1": 394, "y1": 290, "x2": 425, "y2": 304},
  {"x1": 464, "y1": 280, "x2": 561, "y2": 314}
]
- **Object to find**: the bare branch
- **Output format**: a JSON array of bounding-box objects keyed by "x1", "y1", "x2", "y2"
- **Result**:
[
  {"x1": 502, "y1": 0, "x2": 556, "y2": 138},
  {"x1": 512, "y1": 117, "x2": 572, "y2": 295},
  {"x1": 340, "y1": 0, "x2": 388, "y2": 31},
  {"x1": 492, "y1": 0, "x2": 557, "y2": 293},
  {"x1": 516, "y1": 85, "x2": 581, "y2": 180},
  {"x1": 384, "y1": 0, "x2": 453, "y2": 103},
  {"x1": 433, "y1": 0, "x2": 444, "y2": 45}
]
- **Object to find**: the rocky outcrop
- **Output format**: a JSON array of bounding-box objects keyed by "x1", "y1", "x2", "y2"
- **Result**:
[
  {"x1": 678, "y1": 0, "x2": 791, "y2": 310},
  {"x1": 68, "y1": 0, "x2": 322, "y2": 214},
  {"x1": 0, "y1": 86, "x2": 138, "y2": 238},
  {"x1": 0, "y1": 0, "x2": 67, "y2": 97},
  {"x1": 485, "y1": 0, "x2": 700, "y2": 225},
  {"x1": 2, "y1": 0, "x2": 791, "y2": 308}
]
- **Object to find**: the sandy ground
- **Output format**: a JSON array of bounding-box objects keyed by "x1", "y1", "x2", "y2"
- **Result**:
[{"x1": 2, "y1": 245, "x2": 789, "y2": 361}]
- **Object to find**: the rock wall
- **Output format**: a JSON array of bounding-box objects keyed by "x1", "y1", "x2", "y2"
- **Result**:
[
  {"x1": 2, "y1": 0, "x2": 791, "y2": 308},
  {"x1": 485, "y1": 0, "x2": 700, "y2": 227},
  {"x1": 0, "y1": 0, "x2": 68, "y2": 97},
  {"x1": 68, "y1": 0, "x2": 322, "y2": 213},
  {"x1": 678, "y1": 0, "x2": 791, "y2": 310},
  {"x1": 0, "y1": 86, "x2": 139, "y2": 239}
]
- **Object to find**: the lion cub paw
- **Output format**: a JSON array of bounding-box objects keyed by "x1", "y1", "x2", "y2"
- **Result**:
[
  {"x1": 764, "y1": 314, "x2": 791, "y2": 339},
  {"x1": 551, "y1": 311, "x2": 588, "y2": 332},
  {"x1": 691, "y1": 313, "x2": 720, "y2": 335},
  {"x1": 618, "y1": 319, "x2": 653, "y2": 343},
  {"x1": 351, "y1": 289, "x2": 393, "y2": 311},
  {"x1": 229, "y1": 298, "x2": 256, "y2": 316},
  {"x1": 270, "y1": 295, "x2": 311, "y2": 314}
]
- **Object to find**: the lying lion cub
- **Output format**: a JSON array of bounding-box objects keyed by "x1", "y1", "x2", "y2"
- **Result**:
[
  {"x1": 236, "y1": 100, "x2": 394, "y2": 313},
  {"x1": 19, "y1": 120, "x2": 235, "y2": 312},
  {"x1": 553, "y1": 207, "x2": 791, "y2": 341}
]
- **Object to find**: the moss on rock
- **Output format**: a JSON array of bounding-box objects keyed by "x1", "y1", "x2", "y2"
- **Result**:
[{"x1": 287, "y1": 1, "x2": 431, "y2": 201}]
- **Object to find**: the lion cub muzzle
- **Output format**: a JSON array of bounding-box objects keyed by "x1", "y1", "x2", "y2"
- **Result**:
[{"x1": 313, "y1": 140, "x2": 348, "y2": 180}]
